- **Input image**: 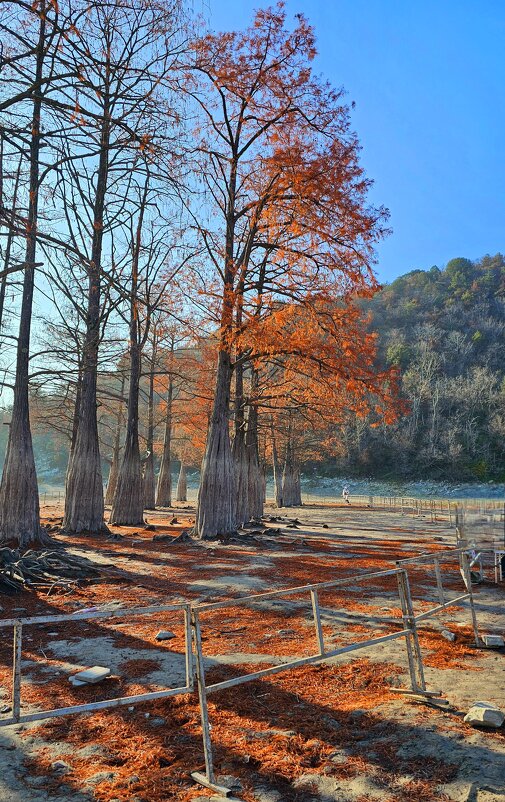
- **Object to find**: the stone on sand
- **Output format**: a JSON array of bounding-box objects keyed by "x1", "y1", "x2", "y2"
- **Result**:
[
  {"x1": 482, "y1": 634, "x2": 504, "y2": 648},
  {"x1": 71, "y1": 666, "x2": 111, "y2": 684},
  {"x1": 155, "y1": 630, "x2": 176, "y2": 641},
  {"x1": 464, "y1": 701, "x2": 504, "y2": 729}
]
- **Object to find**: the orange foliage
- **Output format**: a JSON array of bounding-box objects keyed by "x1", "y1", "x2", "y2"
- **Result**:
[{"x1": 184, "y1": 4, "x2": 398, "y2": 461}]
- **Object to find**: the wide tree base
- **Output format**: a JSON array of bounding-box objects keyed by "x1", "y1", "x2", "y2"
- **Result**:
[{"x1": 60, "y1": 522, "x2": 111, "y2": 537}]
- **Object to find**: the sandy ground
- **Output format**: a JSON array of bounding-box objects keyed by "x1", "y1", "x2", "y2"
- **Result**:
[{"x1": 0, "y1": 501, "x2": 504, "y2": 802}]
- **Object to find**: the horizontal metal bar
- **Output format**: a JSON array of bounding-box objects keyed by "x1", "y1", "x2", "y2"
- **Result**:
[
  {"x1": 397, "y1": 547, "x2": 494, "y2": 566},
  {"x1": 196, "y1": 569, "x2": 404, "y2": 612},
  {"x1": 389, "y1": 687, "x2": 443, "y2": 697},
  {"x1": 0, "y1": 602, "x2": 190, "y2": 629},
  {"x1": 0, "y1": 683, "x2": 192, "y2": 728},
  {"x1": 205, "y1": 628, "x2": 411, "y2": 694},
  {"x1": 412, "y1": 594, "x2": 470, "y2": 623}
]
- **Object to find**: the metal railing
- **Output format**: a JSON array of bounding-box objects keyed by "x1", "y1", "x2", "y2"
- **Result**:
[
  {"x1": 0, "y1": 602, "x2": 193, "y2": 727},
  {"x1": 189, "y1": 567, "x2": 429, "y2": 794},
  {"x1": 0, "y1": 537, "x2": 496, "y2": 796},
  {"x1": 396, "y1": 549, "x2": 481, "y2": 645}
]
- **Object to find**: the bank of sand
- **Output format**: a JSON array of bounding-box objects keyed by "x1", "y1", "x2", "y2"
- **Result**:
[{"x1": 0, "y1": 501, "x2": 504, "y2": 801}]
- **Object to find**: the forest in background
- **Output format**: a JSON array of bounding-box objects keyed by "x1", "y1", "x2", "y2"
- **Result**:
[
  {"x1": 329, "y1": 253, "x2": 505, "y2": 481},
  {"x1": 2, "y1": 253, "x2": 503, "y2": 486}
]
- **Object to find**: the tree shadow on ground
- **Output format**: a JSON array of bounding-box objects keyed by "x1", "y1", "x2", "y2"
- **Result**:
[{"x1": 1, "y1": 656, "x2": 504, "y2": 802}]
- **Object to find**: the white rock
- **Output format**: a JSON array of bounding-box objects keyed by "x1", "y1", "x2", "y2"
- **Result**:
[
  {"x1": 482, "y1": 634, "x2": 505, "y2": 648},
  {"x1": 464, "y1": 701, "x2": 504, "y2": 728},
  {"x1": 155, "y1": 630, "x2": 176, "y2": 641},
  {"x1": 68, "y1": 676, "x2": 87, "y2": 687},
  {"x1": 73, "y1": 666, "x2": 111, "y2": 684},
  {"x1": 441, "y1": 629, "x2": 456, "y2": 642}
]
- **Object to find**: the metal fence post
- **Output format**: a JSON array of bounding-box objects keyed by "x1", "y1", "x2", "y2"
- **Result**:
[
  {"x1": 433, "y1": 559, "x2": 445, "y2": 605},
  {"x1": 397, "y1": 570, "x2": 426, "y2": 692},
  {"x1": 12, "y1": 624, "x2": 22, "y2": 722},
  {"x1": 460, "y1": 552, "x2": 481, "y2": 646},
  {"x1": 190, "y1": 611, "x2": 216, "y2": 787},
  {"x1": 310, "y1": 589, "x2": 325, "y2": 656},
  {"x1": 184, "y1": 605, "x2": 194, "y2": 690},
  {"x1": 190, "y1": 612, "x2": 233, "y2": 797}
]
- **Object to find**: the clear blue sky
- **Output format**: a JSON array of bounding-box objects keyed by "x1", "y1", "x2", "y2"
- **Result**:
[{"x1": 207, "y1": 1, "x2": 505, "y2": 283}]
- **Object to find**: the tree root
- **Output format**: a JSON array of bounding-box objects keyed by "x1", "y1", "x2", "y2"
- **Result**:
[{"x1": 0, "y1": 547, "x2": 108, "y2": 594}]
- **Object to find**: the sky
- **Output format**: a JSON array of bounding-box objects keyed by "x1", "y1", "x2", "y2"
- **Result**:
[{"x1": 206, "y1": 0, "x2": 505, "y2": 283}]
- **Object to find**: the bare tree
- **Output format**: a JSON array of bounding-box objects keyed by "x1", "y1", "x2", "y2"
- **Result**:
[
  {"x1": 60, "y1": 0, "x2": 184, "y2": 532},
  {"x1": 0, "y1": 1, "x2": 65, "y2": 546}
]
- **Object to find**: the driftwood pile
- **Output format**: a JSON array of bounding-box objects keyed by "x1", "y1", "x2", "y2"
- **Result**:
[{"x1": 0, "y1": 547, "x2": 105, "y2": 594}]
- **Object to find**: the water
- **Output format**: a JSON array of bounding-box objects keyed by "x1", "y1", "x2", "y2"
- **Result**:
[
  {"x1": 39, "y1": 473, "x2": 505, "y2": 502},
  {"x1": 298, "y1": 475, "x2": 505, "y2": 501}
]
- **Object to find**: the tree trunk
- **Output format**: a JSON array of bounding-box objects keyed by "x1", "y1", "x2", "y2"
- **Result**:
[
  {"x1": 281, "y1": 436, "x2": 302, "y2": 507},
  {"x1": 195, "y1": 349, "x2": 235, "y2": 538},
  {"x1": 244, "y1": 371, "x2": 263, "y2": 520},
  {"x1": 232, "y1": 357, "x2": 249, "y2": 526},
  {"x1": 105, "y1": 440, "x2": 121, "y2": 507},
  {"x1": 195, "y1": 148, "x2": 237, "y2": 539},
  {"x1": 63, "y1": 74, "x2": 111, "y2": 534},
  {"x1": 109, "y1": 198, "x2": 146, "y2": 526},
  {"x1": 69, "y1": 370, "x2": 82, "y2": 462},
  {"x1": 0, "y1": 13, "x2": 46, "y2": 547},
  {"x1": 104, "y1": 373, "x2": 125, "y2": 506},
  {"x1": 156, "y1": 376, "x2": 173, "y2": 507},
  {"x1": 143, "y1": 334, "x2": 157, "y2": 510},
  {"x1": 143, "y1": 454, "x2": 156, "y2": 509},
  {"x1": 271, "y1": 425, "x2": 283, "y2": 508},
  {"x1": 110, "y1": 336, "x2": 144, "y2": 525},
  {"x1": 176, "y1": 461, "x2": 187, "y2": 502}
]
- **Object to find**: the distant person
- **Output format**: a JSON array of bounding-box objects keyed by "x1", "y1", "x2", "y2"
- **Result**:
[{"x1": 342, "y1": 485, "x2": 350, "y2": 504}]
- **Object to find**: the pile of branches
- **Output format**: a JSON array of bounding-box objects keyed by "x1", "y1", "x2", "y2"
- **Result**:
[{"x1": 0, "y1": 547, "x2": 106, "y2": 595}]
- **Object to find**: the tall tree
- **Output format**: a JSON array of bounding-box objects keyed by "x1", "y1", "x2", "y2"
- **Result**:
[
  {"x1": 0, "y1": 1, "x2": 62, "y2": 546},
  {"x1": 143, "y1": 327, "x2": 158, "y2": 510},
  {"x1": 186, "y1": 4, "x2": 388, "y2": 537},
  {"x1": 155, "y1": 341, "x2": 175, "y2": 508},
  {"x1": 63, "y1": 0, "x2": 184, "y2": 533}
]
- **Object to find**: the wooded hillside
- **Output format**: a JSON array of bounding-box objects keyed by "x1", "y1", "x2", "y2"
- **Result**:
[{"x1": 331, "y1": 254, "x2": 505, "y2": 480}]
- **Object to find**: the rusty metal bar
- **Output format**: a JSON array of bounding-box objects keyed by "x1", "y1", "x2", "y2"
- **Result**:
[
  {"x1": 396, "y1": 572, "x2": 418, "y2": 690},
  {"x1": 460, "y1": 552, "x2": 481, "y2": 646},
  {"x1": 183, "y1": 606, "x2": 194, "y2": 690},
  {"x1": 310, "y1": 589, "x2": 325, "y2": 655},
  {"x1": 0, "y1": 603, "x2": 193, "y2": 729},
  {"x1": 397, "y1": 546, "x2": 493, "y2": 566},
  {"x1": 195, "y1": 568, "x2": 404, "y2": 612},
  {"x1": 12, "y1": 624, "x2": 22, "y2": 722},
  {"x1": 433, "y1": 559, "x2": 445, "y2": 605},
  {"x1": 2, "y1": 684, "x2": 192, "y2": 728},
  {"x1": 411, "y1": 594, "x2": 470, "y2": 624},
  {"x1": 397, "y1": 549, "x2": 482, "y2": 650},
  {"x1": 204, "y1": 628, "x2": 411, "y2": 695},
  {"x1": 0, "y1": 601, "x2": 188, "y2": 629},
  {"x1": 402, "y1": 569, "x2": 426, "y2": 691},
  {"x1": 191, "y1": 610, "x2": 215, "y2": 785}
]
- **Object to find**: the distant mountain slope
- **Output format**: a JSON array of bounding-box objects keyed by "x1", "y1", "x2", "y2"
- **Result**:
[{"x1": 335, "y1": 254, "x2": 505, "y2": 480}]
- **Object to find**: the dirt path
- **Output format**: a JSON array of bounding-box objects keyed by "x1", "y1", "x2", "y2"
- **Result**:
[{"x1": 0, "y1": 502, "x2": 503, "y2": 801}]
